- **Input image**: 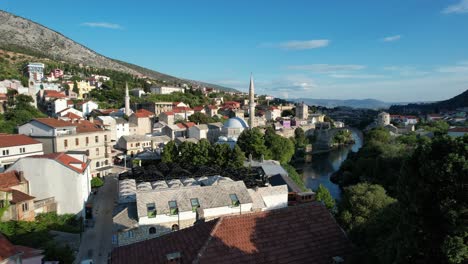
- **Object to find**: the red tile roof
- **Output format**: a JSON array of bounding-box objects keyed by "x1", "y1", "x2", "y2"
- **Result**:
[
  {"x1": 162, "y1": 111, "x2": 174, "y2": 116},
  {"x1": 448, "y1": 127, "x2": 468, "y2": 133},
  {"x1": 9, "y1": 189, "x2": 35, "y2": 204},
  {"x1": 13, "y1": 245, "x2": 43, "y2": 260},
  {"x1": 193, "y1": 106, "x2": 205, "y2": 111},
  {"x1": 30, "y1": 153, "x2": 88, "y2": 173},
  {"x1": 33, "y1": 118, "x2": 75, "y2": 128},
  {"x1": 173, "y1": 107, "x2": 193, "y2": 113},
  {"x1": 0, "y1": 134, "x2": 41, "y2": 148},
  {"x1": 0, "y1": 93, "x2": 7, "y2": 101},
  {"x1": 0, "y1": 171, "x2": 23, "y2": 190},
  {"x1": 182, "y1": 122, "x2": 196, "y2": 128},
  {"x1": 44, "y1": 90, "x2": 66, "y2": 98},
  {"x1": 0, "y1": 234, "x2": 18, "y2": 261},
  {"x1": 111, "y1": 203, "x2": 353, "y2": 264},
  {"x1": 62, "y1": 112, "x2": 82, "y2": 120},
  {"x1": 73, "y1": 120, "x2": 103, "y2": 133},
  {"x1": 207, "y1": 105, "x2": 218, "y2": 110},
  {"x1": 134, "y1": 109, "x2": 154, "y2": 118}
]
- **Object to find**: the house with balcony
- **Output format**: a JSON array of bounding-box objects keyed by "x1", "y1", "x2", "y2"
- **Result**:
[
  {"x1": 18, "y1": 118, "x2": 112, "y2": 177},
  {"x1": 0, "y1": 234, "x2": 44, "y2": 264},
  {"x1": 0, "y1": 134, "x2": 44, "y2": 172}
]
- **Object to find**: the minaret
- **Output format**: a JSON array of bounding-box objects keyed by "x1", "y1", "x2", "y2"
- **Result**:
[
  {"x1": 125, "y1": 82, "x2": 130, "y2": 115},
  {"x1": 249, "y1": 74, "x2": 256, "y2": 129}
]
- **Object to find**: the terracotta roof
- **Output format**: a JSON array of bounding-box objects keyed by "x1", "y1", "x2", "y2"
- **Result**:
[
  {"x1": 0, "y1": 234, "x2": 18, "y2": 261},
  {"x1": 73, "y1": 120, "x2": 103, "y2": 133},
  {"x1": 448, "y1": 127, "x2": 468, "y2": 133},
  {"x1": 0, "y1": 93, "x2": 7, "y2": 100},
  {"x1": 9, "y1": 189, "x2": 35, "y2": 204},
  {"x1": 405, "y1": 115, "x2": 418, "y2": 119},
  {"x1": 182, "y1": 122, "x2": 196, "y2": 129},
  {"x1": 173, "y1": 107, "x2": 193, "y2": 113},
  {"x1": 111, "y1": 203, "x2": 353, "y2": 264},
  {"x1": 14, "y1": 245, "x2": 43, "y2": 260},
  {"x1": 224, "y1": 101, "x2": 240, "y2": 105},
  {"x1": 0, "y1": 134, "x2": 41, "y2": 148},
  {"x1": 193, "y1": 106, "x2": 205, "y2": 111},
  {"x1": 176, "y1": 123, "x2": 186, "y2": 129},
  {"x1": 0, "y1": 171, "x2": 23, "y2": 190},
  {"x1": 162, "y1": 111, "x2": 174, "y2": 116},
  {"x1": 207, "y1": 105, "x2": 218, "y2": 109},
  {"x1": 44, "y1": 90, "x2": 66, "y2": 98},
  {"x1": 134, "y1": 109, "x2": 154, "y2": 118},
  {"x1": 30, "y1": 153, "x2": 88, "y2": 173},
  {"x1": 60, "y1": 112, "x2": 82, "y2": 120},
  {"x1": 33, "y1": 118, "x2": 75, "y2": 128},
  {"x1": 98, "y1": 109, "x2": 119, "y2": 115}
]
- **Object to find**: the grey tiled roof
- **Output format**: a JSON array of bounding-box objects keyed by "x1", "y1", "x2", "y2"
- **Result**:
[
  {"x1": 113, "y1": 203, "x2": 138, "y2": 232},
  {"x1": 136, "y1": 181, "x2": 252, "y2": 217}
]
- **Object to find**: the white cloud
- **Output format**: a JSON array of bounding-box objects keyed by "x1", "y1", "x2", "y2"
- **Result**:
[
  {"x1": 381, "y1": 35, "x2": 401, "y2": 42},
  {"x1": 329, "y1": 74, "x2": 385, "y2": 79},
  {"x1": 383, "y1": 66, "x2": 429, "y2": 76},
  {"x1": 278, "y1": 40, "x2": 330, "y2": 50},
  {"x1": 437, "y1": 66, "x2": 468, "y2": 73},
  {"x1": 287, "y1": 64, "x2": 366, "y2": 73},
  {"x1": 81, "y1": 22, "x2": 122, "y2": 29},
  {"x1": 442, "y1": 0, "x2": 468, "y2": 14}
]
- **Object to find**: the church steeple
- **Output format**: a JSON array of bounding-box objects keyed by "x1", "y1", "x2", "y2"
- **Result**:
[
  {"x1": 125, "y1": 82, "x2": 130, "y2": 115},
  {"x1": 249, "y1": 74, "x2": 256, "y2": 129}
]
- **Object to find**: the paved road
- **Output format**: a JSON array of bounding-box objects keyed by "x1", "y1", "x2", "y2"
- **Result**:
[{"x1": 75, "y1": 172, "x2": 119, "y2": 264}]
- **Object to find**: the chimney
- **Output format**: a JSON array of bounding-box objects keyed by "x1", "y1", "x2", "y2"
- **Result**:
[{"x1": 89, "y1": 116, "x2": 94, "y2": 123}]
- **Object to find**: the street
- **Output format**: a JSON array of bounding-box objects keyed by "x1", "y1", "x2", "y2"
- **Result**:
[{"x1": 75, "y1": 170, "x2": 121, "y2": 264}]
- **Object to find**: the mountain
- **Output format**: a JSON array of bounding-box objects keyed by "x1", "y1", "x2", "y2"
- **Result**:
[
  {"x1": 388, "y1": 89, "x2": 468, "y2": 114},
  {"x1": 295, "y1": 98, "x2": 392, "y2": 109},
  {"x1": 0, "y1": 10, "x2": 237, "y2": 92}
]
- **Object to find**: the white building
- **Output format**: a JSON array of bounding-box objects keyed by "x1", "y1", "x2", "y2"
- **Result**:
[
  {"x1": 265, "y1": 107, "x2": 281, "y2": 121},
  {"x1": 113, "y1": 176, "x2": 288, "y2": 246},
  {"x1": 97, "y1": 116, "x2": 129, "y2": 142},
  {"x1": 52, "y1": 98, "x2": 68, "y2": 114},
  {"x1": 150, "y1": 86, "x2": 185, "y2": 95},
  {"x1": 79, "y1": 101, "x2": 99, "y2": 117},
  {"x1": 0, "y1": 134, "x2": 44, "y2": 172},
  {"x1": 188, "y1": 124, "x2": 208, "y2": 140},
  {"x1": 23, "y1": 63, "x2": 45, "y2": 82},
  {"x1": 377, "y1": 112, "x2": 391, "y2": 126},
  {"x1": 296, "y1": 102, "x2": 309, "y2": 120},
  {"x1": 7, "y1": 152, "x2": 91, "y2": 217}
]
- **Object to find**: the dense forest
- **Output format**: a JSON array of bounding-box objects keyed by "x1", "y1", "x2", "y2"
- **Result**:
[{"x1": 332, "y1": 126, "x2": 467, "y2": 264}]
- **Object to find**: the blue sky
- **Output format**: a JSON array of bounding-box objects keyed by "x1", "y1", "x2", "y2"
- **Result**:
[{"x1": 1, "y1": 0, "x2": 468, "y2": 102}]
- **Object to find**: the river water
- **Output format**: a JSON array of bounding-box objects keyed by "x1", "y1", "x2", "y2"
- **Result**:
[{"x1": 296, "y1": 130, "x2": 363, "y2": 199}]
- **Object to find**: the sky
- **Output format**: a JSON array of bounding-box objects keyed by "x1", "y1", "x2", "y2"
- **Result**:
[{"x1": 1, "y1": 0, "x2": 468, "y2": 102}]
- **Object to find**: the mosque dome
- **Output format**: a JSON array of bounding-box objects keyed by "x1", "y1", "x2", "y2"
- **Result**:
[{"x1": 223, "y1": 117, "x2": 249, "y2": 129}]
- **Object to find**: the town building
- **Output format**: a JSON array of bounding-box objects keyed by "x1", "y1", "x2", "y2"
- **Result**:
[
  {"x1": 377, "y1": 112, "x2": 391, "y2": 126},
  {"x1": 296, "y1": 102, "x2": 309, "y2": 120},
  {"x1": 309, "y1": 113, "x2": 325, "y2": 124},
  {"x1": 97, "y1": 116, "x2": 129, "y2": 142},
  {"x1": 113, "y1": 175, "x2": 288, "y2": 246},
  {"x1": 265, "y1": 106, "x2": 281, "y2": 121},
  {"x1": 0, "y1": 170, "x2": 35, "y2": 221},
  {"x1": 57, "y1": 107, "x2": 84, "y2": 119},
  {"x1": 0, "y1": 134, "x2": 44, "y2": 172},
  {"x1": 205, "y1": 105, "x2": 219, "y2": 117},
  {"x1": 448, "y1": 127, "x2": 468, "y2": 138},
  {"x1": 0, "y1": 234, "x2": 44, "y2": 264},
  {"x1": 7, "y1": 152, "x2": 91, "y2": 217},
  {"x1": 129, "y1": 109, "x2": 155, "y2": 135},
  {"x1": 23, "y1": 63, "x2": 44, "y2": 82},
  {"x1": 220, "y1": 117, "x2": 248, "y2": 139},
  {"x1": 150, "y1": 86, "x2": 185, "y2": 94},
  {"x1": 110, "y1": 203, "x2": 352, "y2": 264},
  {"x1": 188, "y1": 124, "x2": 208, "y2": 140},
  {"x1": 116, "y1": 135, "x2": 153, "y2": 156},
  {"x1": 18, "y1": 118, "x2": 112, "y2": 177},
  {"x1": 78, "y1": 100, "x2": 99, "y2": 117},
  {"x1": 162, "y1": 124, "x2": 188, "y2": 140},
  {"x1": 427, "y1": 114, "x2": 443, "y2": 122}
]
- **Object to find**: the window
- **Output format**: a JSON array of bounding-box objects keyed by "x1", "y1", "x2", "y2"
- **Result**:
[
  {"x1": 64, "y1": 139, "x2": 68, "y2": 148},
  {"x1": 22, "y1": 203, "x2": 28, "y2": 212},
  {"x1": 229, "y1": 194, "x2": 240, "y2": 207},
  {"x1": 168, "y1": 201, "x2": 178, "y2": 215},
  {"x1": 149, "y1": 227, "x2": 156, "y2": 234},
  {"x1": 75, "y1": 138, "x2": 79, "y2": 146},
  {"x1": 147, "y1": 203, "x2": 156, "y2": 218},
  {"x1": 105, "y1": 160, "x2": 108, "y2": 165},
  {"x1": 130, "y1": 143, "x2": 133, "y2": 147},
  {"x1": 86, "y1": 137, "x2": 89, "y2": 145},
  {"x1": 19, "y1": 148, "x2": 25, "y2": 154},
  {"x1": 0, "y1": 200, "x2": 5, "y2": 208},
  {"x1": 190, "y1": 198, "x2": 200, "y2": 212},
  {"x1": 125, "y1": 230, "x2": 134, "y2": 238},
  {"x1": 96, "y1": 161, "x2": 100, "y2": 168},
  {"x1": 171, "y1": 224, "x2": 179, "y2": 231},
  {"x1": 2, "y1": 150, "x2": 9, "y2": 156},
  {"x1": 96, "y1": 148, "x2": 100, "y2": 156},
  {"x1": 95, "y1": 136, "x2": 99, "y2": 143},
  {"x1": 104, "y1": 135, "x2": 108, "y2": 142}
]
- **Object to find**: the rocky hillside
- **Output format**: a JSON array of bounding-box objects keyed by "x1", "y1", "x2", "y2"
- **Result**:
[{"x1": 0, "y1": 10, "x2": 236, "y2": 91}]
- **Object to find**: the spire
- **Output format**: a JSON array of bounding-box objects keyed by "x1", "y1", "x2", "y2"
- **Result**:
[
  {"x1": 248, "y1": 74, "x2": 256, "y2": 129},
  {"x1": 125, "y1": 82, "x2": 130, "y2": 115}
]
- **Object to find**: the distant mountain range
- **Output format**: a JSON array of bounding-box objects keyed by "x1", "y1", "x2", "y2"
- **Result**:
[
  {"x1": 294, "y1": 98, "x2": 396, "y2": 109},
  {"x1": 389, "y1": 89, "x2": 468, "y2": 114},
  {"x1": 0, "y1": 10, "x2": 237, "y2": 92}
]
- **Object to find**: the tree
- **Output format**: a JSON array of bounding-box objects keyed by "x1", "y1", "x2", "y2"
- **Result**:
[
  {"x1": 281, "y1": 109, "x2": 294, "y2": 117},
  {"x1": 338, "y1": 183, "x2": 396, "y2": 232},
  {"x1": 210, "y1": 144, "x2": 230, "y2": 167},
  {"x1": 294, "y1": 127, "x2": 307, "y2": 148},
  {"x1": 237, "y1": 128, "x2": 269, "y2": 160},
  {"x1": 315, "y1": 184, "x2": 335, "y2": 210},
  {"x1": 192, "y1": 139, "x2": 211, "y2": 165},
  {"x1": 188, "y1": 112, "x2": 212, "y2": 124},
  {"x1": 161, "y1": 141, "x2": 177, "y2": 163},
  {"x1": 264, "y1": 127, "x2": 295, "y2": 164},
  {"x1": 91, "y1": 177, "x2": 104, "y2": 188},
  {"x1": 227, "y1": 145, "x2": 245, "y2": 168},
  {"x1": 72, "y1": 80, "x2": 79, "y2": 94},
  {"x1": 392, "y1": 135, "x2": 468, "y2": 264}
]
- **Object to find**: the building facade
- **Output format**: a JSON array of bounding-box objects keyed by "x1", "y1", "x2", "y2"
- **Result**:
[{"x1": 0, "y1": 134, "x2": 44, "y2": 172}]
